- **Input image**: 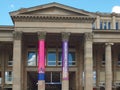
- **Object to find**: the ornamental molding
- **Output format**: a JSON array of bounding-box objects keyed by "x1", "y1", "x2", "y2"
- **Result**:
[
  {"x1": 13, "y1": 31, "x2": 22, "y2": 40},
  {"x1": 11, "y1": 14, "x2": 96, "y2": 23},
  {"x1": 84, "y1": 32, "x2": 93, "y2": 41}
]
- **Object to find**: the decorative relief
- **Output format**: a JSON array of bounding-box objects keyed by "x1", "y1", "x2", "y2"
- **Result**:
[
  {"x1": 84, "y1": 32, "x2": 93, "y2": 41},
  {"x1": 13, "y1": 31, "x2": 22, "y2": 40},
  {"x1": 62, "y1": 32, "x2": 70, "y2": 41},
  {"x1": 38, "y1": 32, "x2": 46, "y2": 40}
]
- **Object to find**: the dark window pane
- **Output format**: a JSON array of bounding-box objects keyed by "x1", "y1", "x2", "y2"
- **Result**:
[
  {"x1": 69, "y1": 52, "x2": 76, "y2": 66},
  {"x1": 116, "y1": 22, "x2": 119, "y2": 30},
  {"x1": 45, "y1": 72, "x2": 51, "y2": 82},
  {"x1": 47, "y1": 52, "x2": 56, "y2": 66},
  {"x1": 52, "y1": 72, "x2": 61, "y2": 82},
  {"x1": 108, "y1": 22, "x2": 111, "y2": 29},
  {"x1": 58, "y1": 52, "x2": 62, "y2": 66}
]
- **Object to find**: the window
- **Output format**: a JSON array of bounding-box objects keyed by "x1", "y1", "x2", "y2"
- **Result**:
[
  {"x1": 58, "y1": 52, "x2": 62, "y2": 66},
  {"x1": 58, "y1": 51, "x2": 76, "y2": 66},
  {"x1": 68, "y1": 52, "x2": 76, "y2": 66},
  {"x1": 103, "y1": 22, "x2": 107, "y2": 30},
  {"x1": 27, "y1": 51, "x2": 37, "y2": 66},
  {"x1": 92, "y1": 23, "x2": 95, "y2": 30},
  {"x1": 102, "y1": 54, "x2": 105, "y2": 66},
  {"x1": 116, "y1": 22, "x2": 119, "y2": 30},
  {"x1": 93, "y1": 71, "x2": 96, "y2": 87},
  {"x1": 118, "y1": 54, "x2": 120, "y2": 66},
  {"x1": 45, "y1": 72, "x2": 61, "y2": 84},
  {"x1": 0, "y1": 72, "x2": 2, "y2": 84},
  {"x1": 47, "y1": 51, "x2": 56, "y2": 66},
  {"x1": 5, "y1": 71, "x2": 13, "y2": 84},
  {"x1": 8, "y1": 55, "x2": 13, "y2": 66},
  {"x1": 100, "y1": 22, "x2": 103, "y2": 29},
  {"x1": 108, "y1": 22, "x2": 111, "y2": 29}
]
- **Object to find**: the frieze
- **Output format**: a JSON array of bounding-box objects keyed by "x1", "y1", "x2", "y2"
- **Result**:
[{"x1": 13, "y1": 31, "x2": 22, "y2": 40}]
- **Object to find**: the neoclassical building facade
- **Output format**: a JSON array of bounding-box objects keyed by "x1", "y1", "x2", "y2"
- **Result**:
[{"x1": 0, "y1": 2, "x2": 120, "y2": 90}]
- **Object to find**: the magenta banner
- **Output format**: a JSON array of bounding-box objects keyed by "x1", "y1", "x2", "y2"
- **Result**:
[
  {"x1": 38, "y1": 40, "x2": 45, "y2": 80},
  {"x1": 62, "y1": 41, "x2": 68, "y2": 80}
]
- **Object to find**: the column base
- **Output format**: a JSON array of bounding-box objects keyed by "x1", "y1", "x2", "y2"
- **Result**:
[
  {"x1": 62, "y1": 79, "x2": 69, "y2": 90},
  {"x1": 38, "y1": 80, "x2": 45, "y2": 90}
]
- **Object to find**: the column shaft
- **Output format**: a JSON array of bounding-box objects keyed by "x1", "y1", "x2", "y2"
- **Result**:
[
  {"x1": 13, "y1": 31, "x2": 22, "y2": 90},
  {"x1": 84, "y1": 33, "x2": 93, "y2": 90},
  {"x1": 105, "y1": 43, "x2": 113, "y2": 90},
  {"x1": 62, "y1": 32, "x2": 70, "y2": 90},
  {"x1": 38, "y1": 32, "x2": 46, "y2": 90}
]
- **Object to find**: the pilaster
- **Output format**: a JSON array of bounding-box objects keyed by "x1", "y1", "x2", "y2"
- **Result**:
[
  {"x1": 96, "y1": 15, "x2": 100, "y2": 29},
  {"x1": 84, "y1": 32, "x2": 93, "y2": 90},
  {"x1": 13, "y1": 31, "x2": 22, "y2": 90},
  {"x1": 112, "y1": 14, "x2": 116, "y2": 29}
]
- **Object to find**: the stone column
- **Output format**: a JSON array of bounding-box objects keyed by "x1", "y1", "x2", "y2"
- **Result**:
[
  {"x1": 96, "y1": 15, "x2": 100, "y2": 29},
  {"x1": 38, "y1": 32, "x2": 46, "y2": 90},
  {"x1": 105, "y1": 43, "x2": 113, "y2": 90},
  {"x1": 112, "y1": 14, "x2": 116, "y2": 29},
  {"x1": 13, "y1": 31, "x2": 22, "y2": 90},
  {"x1": 62, "y1": 32, "x2": 70, "y2": 90},
  {"x1": 84, "y1": 33, "x2": 93, "y2": 90}
]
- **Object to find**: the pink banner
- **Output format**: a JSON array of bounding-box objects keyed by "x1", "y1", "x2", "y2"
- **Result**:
[{"x1": 38, "y1": 40, "x2": 45, "y2": 74}]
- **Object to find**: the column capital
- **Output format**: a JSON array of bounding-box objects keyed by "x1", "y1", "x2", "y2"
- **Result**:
[
  {"x1": 13, "y1": 31, "x2": 22, "y2": 40},
  {"x1": 105, "y1": 43, "x2": 114, "y2": 46},
  {"x1": 84, "y1": 32, "x2": 93, "y2": 41},
  {"x1": 38, "y1": 32, "x2": 46, "y2": 40},
  {"x1": 62, "y1": 32, "x2": 70, "y2": 41}
]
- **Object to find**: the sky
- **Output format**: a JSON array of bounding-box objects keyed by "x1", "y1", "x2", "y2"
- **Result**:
[{"x1": 1, "y1": 0, "x2": 120, "y2": 25}]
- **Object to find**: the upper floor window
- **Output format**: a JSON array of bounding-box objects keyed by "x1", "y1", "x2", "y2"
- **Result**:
[
  {"x1": 118, "y1": 54, "x2": 120, "y2": 66},
  {"x1": 116, "y1": 22, "x2": 119, "y2": 30},
  {"x1": 108, "y1": 22, "x2": 111, "y2": 29},
  {"x1": 103, "y1": 22, "x2": 107, "y2": 30},
  {"x1": 102, "y1": 54, "x2": 105, "y2": 66},
  {"x1": 27, "y1": 51, "x2": 37, "y2": 66},
  {"x1": 5, "y1": 71, "x2": 13, "y2": 84},
  {"x1": 8, "y1": 54, "x2": 13, "y2": 66},
  {"x1": 100, "y1": 22, "x2": 103, "y2": 30},
  {"x1": 0, "y1": 72, "x2": 2, "y2": 84},
  {"x1": 58, "y1": 51, "x2": 76, "y2": 66},
  {"x1": 47, "y1": 51, "x2": 56, "y2": 66}
]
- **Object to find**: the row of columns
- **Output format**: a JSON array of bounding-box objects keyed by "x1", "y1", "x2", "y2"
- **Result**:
[{"x1": 12, "y1": 31, "x2": 113, "y2": 90}]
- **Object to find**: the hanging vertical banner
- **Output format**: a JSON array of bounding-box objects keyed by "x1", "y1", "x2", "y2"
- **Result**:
[
  {"x1": 38, "y1": 40, "x2": 45, "y2": 80},
  {"x1": 62, "y1": 41, "x2": 68, "y2": 80}
]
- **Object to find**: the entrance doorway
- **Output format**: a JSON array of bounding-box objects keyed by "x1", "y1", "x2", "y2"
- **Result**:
[
  {"x1": 27, "y1": 71, "x2": 61, "y2": 90},
  {"x1": 27, "y1": 71, "x2": 76, "y2": 90}
]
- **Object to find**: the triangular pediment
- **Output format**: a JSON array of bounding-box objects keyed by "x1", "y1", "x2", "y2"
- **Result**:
[{"x1": 10, "y1": 2, "x2": 95, "y2": 17}]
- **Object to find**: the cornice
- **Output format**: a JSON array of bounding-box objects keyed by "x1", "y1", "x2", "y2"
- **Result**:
[{"x1": 11, "y1": 14, "x2": 96, "y2": 23}]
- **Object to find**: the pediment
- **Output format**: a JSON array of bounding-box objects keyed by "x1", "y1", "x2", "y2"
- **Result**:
[{"x1": 10, "y1": 2, "x2": 95, "y2": 17}]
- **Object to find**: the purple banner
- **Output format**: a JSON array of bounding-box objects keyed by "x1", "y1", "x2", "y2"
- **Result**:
[{"x1": 62, "y1": 41, "x2": 68, "y2": 80}]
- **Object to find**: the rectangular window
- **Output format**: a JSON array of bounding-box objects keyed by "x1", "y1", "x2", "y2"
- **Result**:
[
  {"x1": 108, "y1": 22, "x2": 111, "y2": 29},
  {"x1": 5, "y1": 71, "x2": 13, "y2": 84},
  {"x1": 116, "y1": 22, "x2": 119, "y2": 30},
  {"x1": 45, "y1": 72, "x2": 61, "y2": 84},
  {"x1": 118, "y1": 54, "x2": 120, "y2": 66},
  {"x1": 100, "y1": 22, "x2": 103, "y2": 30},
  {"x1": 0, "y1": 72, "x2": 2, "y2": 84},
  {"x1": 102, "y1": 54, "x2": 105, "y2": 66},
  {"x1": 58, "y1": 51, "x2": 76, "y2": 66},
  {"x1": 8, "y1": 55, "x2": 13, "y2": 66},
  {"x1": 47, "y1": 52, "x2": 56, "y2": 66},
  {"x1": 104, "y1": 22, "x2": 107, "y2": 30},
  {"x1": 27, "y1": 51, "x2": 37, "y2": 66},
  {"x1": 58, "y1": 52, "x2": 62, "y2": 66},
  {"x1": 68, "y1": 52, "x2": 76, "y2": 66},
  {"x1": 93, "y1": 71, "x2": 96, "y2": 87}
]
